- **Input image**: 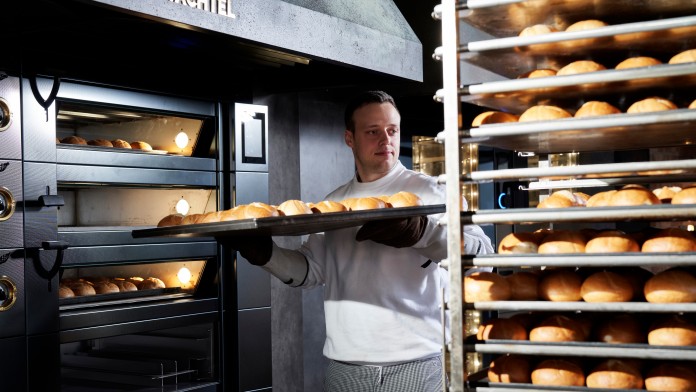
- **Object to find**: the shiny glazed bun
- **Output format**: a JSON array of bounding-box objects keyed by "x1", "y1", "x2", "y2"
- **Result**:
[
  {"x1": 310, "y1": 200, "x2": 347, "y2": 213},
  {"x1": 653, "y1": 186, "x2": 682, "y2": 203},
  {"x1": 585, "y1": 230, "x2": 640, "y2": 253},
  {"x1": 111, "y1": 279, "x2": 138, "y2": 292},
  {"x1": 340, "y1": 197, "x2": 387, "y2": 211},
  {"x1": 627, "y1": 97, "x2": 678, "y2": 113},
  {"x1": 641, "y1": 228, "x2": 696, "y2": 252},
  {"x1": 644, "y1": 268, "x2": 696, "y2": 303},
  {"x1": 93, "y1": 281, "x2": 120, "y2": 294},
  {"x1": 506, "y1": 271, "x2": 539, "y2": 300},
  {"x1": 586, "y1": 190, "x2": 617, "y2": 207},
  {"x1": 111, "y1": 139, "x2": 132, "y2": 149},
  {"x1": 488, "y1": 354, "x2": 531, "y2": 384},
  {"x1": 580, "y1": 270, "x2": 634, "y2": 302},
  {"x1": 138, "y1": 277, "x2": 166, "y2": 290},
  {"x1": 471, "y1": 111, "x2": 519, "y2": 126},
  {"x1": 130, "y1": 141, "x2": 153, "y2": 151},
  {"x1": 645, "y1": 362, "x2": 696, "y2": 391},
  {"x1": 58, "y1": 285, "x2": 75, "y2": 299},
  {"x1": 595, "y1": 313, "x2": 645, "y2": 344},
  {"x1": 498, "y1": 232, "x2": 540, "y2": 254},
  {"x1": 61, "y1": 136, "x2": 88, "y2": 145},
  {"x1": 538, "y1": 231, "x2": 586, "y2": 254},
  {"x1": 521, "y1": 68, "x2": 557, "y2": 78},
  {"x1": 531, "y1": 359, "x2": 585, "y2": 386},
  {"x1": 586, "y1": 359, "x2": 644, "y2": 389},
  {"x1": 519, "y1": 105, "x2": 572, "y2": 122},
  {"x1": 464, "y1": 271, "x2": 511, "y2": 302},
  {"x1": 277, "y1": 199, "x2": 312, "y2": 216},
  {"x1": 672, "y1": 186, "x2": 696, "y2": 204},
  {"x1": 574, "y1": 101, "x2": 622, "y2": 117},
  {"x1": 615, "y1": 56, "x2": 662, "y2": 69},
  {"x1": 519, "y1": 24, "x2": 558, "y2": 36},
  {"x1": 557, "y1": 60, "x2": 606, "y2": 75},
  {"x1": 538, "y1": 269, "x2": 583, "y2": 301},
  {"x1": 157, "y1": 213, "x2": 184, "y2": 227},
  {"x1": 669, "y1": 49, "x2": 696, "y2": 64},
  {"x1": 387, "y1": 191, "x2": 424, "y2": 208},
  {"x1": 88, "y1": 139, "x2": 114, "y2": 147},
  {"x1": 476, "y1": 317, "x2": 528, "y2": 340},
  {"x1": 530, "y1": 314, "x2": 586, "y2": 342},
  {"x1": 648, "y1": 314, "x2": 696, "y2": 346},
  {"x1": 609, "y1": 186, "x2": 661, "y2": 206}
]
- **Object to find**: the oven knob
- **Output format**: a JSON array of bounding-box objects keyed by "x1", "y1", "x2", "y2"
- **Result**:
[
  {"x1": 0, "y1": 276, "x2": 17, "y2": 311},
  {"x1": 0, "y1": 97, "x2": 11, "y2": 132},
  {"x1": 0, "y1": 187, "x2": 15, "y2": 222}
]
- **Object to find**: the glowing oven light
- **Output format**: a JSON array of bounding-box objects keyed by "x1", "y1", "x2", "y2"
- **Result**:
[
  {"x1": 175, "y1": 131, "x2": 189, "y2": 149},
  {"x1": 688, "y1": 225, "x2": 694, "y2": 232},
  {"x1": 177, "y1": 267, "x2": 192, "y2": 285},
  {"x1": 176, "y1": 198, "x2": 190, "y2": 215}
]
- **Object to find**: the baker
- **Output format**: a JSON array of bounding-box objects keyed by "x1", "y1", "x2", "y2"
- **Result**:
[{"x1": 228, "y1": 90, "x2": 493, "y2": 391}]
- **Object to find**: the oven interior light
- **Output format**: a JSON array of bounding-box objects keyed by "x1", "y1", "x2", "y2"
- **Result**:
[
  {"x1": 176, "y1": 198, "x2": 190, "y2": 215},
  {"x1": 175, "y1": 131, "x2": 189, "y2": 149},
  {"x1": 688, "y1": 225, "x2": 694, "y2": 232},
  {"x1": 59, "y1": 110, "x2": 108, "y2": 119},
  {"x1": 177, "y1": 267, "x2": 192, "y2": 285}
]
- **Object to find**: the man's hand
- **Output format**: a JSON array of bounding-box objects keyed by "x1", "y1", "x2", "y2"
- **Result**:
[
  {"x1": 355, "y1": 215, "x2": 428, "y2": 248},
  {"x1": 223, "y1": 235, "x2": 273, "y2": 266}
]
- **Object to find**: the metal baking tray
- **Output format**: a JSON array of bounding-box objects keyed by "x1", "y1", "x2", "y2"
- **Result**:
[
  {"x1": 472, "y1": 381, "x2": 652, "y2": 392},
  {"x1": 464, "y1": 253, "x2": 696, "y2": 268},
  {"x1": 463, "y1": 109, "x2": 696, "y2": 154},
  {"x1": 132, "y1": 205, "x2": 446, "y2": 239},
  {"x1": 465, "y1": 300, "x2": 696, "y2": 314}
]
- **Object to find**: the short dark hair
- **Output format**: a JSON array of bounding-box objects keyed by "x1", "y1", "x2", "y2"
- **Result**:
[{"x1": 344, "y1": 90, "x2": 398, "y2": 131}]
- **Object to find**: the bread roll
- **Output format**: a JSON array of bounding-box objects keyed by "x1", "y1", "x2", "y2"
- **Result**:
[
  {"x1": 644, "y1": 268, "x2": 696, "y2": 303},
  {"x1": 645, "y1": 362, "x2": 696, "y2": 391},
  {"x1": 648, "y1": 314, "x2": 696, "y2": 346},
  {"x1": 519, "y1": 105, "x2": 572, "y2": 122},
  {"x1": 641, "y1": 228, "x2": 696, "y2": 252},
  {"x1": 61, "y1": 136, "x2": 88, "y2": 145},
  {"x1": 609, "y1": 186, "x2": 661, "y2": 206},
  {"x1": 498, "y1": 232, "x2": 540, "y2": 254},
  {"x1": 127, "y1": 277, "x2": 144, "y2": 286},
  {"x1": 557, "y1": 60, "x2": 606, "y2": 75},
  {"x1": 585, "y1": 230, "x2": 640, "y2": 253},
  {"x1": 58, "y1": 285, "x2": 75, "y2": 299},
  {"x1": 157, "y1": 213, "x2": 184, "y2": 227},
  {"x1": 476, "y1": 317, "x2": 528, "y2": 340},
  {"x1": 565, "y1": 19, "x2": 608, "y2": 32},
  {"x1": 520, "y1": 69, "x2": 557, "y2": 78},
  {"x1": 537, "y1": 195, "x2": 574, "y2": 209},
  {"x1": 387, "y1": 191, "x2": 424, "y2": 208},
  {"x1": 574, "y1": 101, "x2": 622, "y2": 117},
  {"x1": 111, "y1": 278, "x2": 138, "y2": 292},
  {"x1": 219, "y1": 206, "x2": 243, "y2": 221},
  {"x1": 88, "y1": 139, "x2": 114, "y2": 147},
  {"x1": 233, "y1": 203, "x2": 280, "y2": 219},
  {"x1": 653, "y1": 186, "x2": 682, "y2": 203},
  {"x1": 277, "y1": 199, "x2": 312, "y2": 216},
  {"x1": 538, "y1": 269, "x2": 583, "y2": 301},
  {"x1": 595, "y1": 313, "x2": 645, "y2": 344},
  {"x1": 690, "y1": 99, "x2": 696, "y2": 109},
  {"x1": 538, "y1": 230, "x2": 586, "y2": 254},
  {"x1": 93, "y1": 281, "x2": 120, "y2": 294},
  {"x1": 138, "y1": 277, "x2": 166, "y2": 290},
  {"x1": 181, "y1": 213, "x2": 204, "y2": 225},
  {"x1": 471, "y1": 111, "x2": 519, "y2": 127},
  {"x1": 506, "y1": 271, "x2": 539, "y2": 300},
  {"x1": 340, "y1": 197, "x2": 387, "y2": 211},
  {"x1": 69, "y1": 281, "x2": 96, "y2": 296},
  {"x1": 586, "y1": 190, "x2": 617, "y2": 207},
  {"x1": 531, "y1": 359, "x2": 585, "y2": 386},
  {"x1": 539, "y1": 190, "x2": 587, "y2": 207},
  {"x1": 586, "y1": 359, "x2": 644, "y2": 389},
  {"x1": 615, "y1": 56, "x2": 662, "y2": 69},
  {"x1": 488, "y1": 354, "x2": 531, "y2": 384},
  {"x1": 672, "y1": 186, "x2": 696, "y2": 204},
  {"x1": 669, "y1": 49, "x2": 696, "y2": 65},
  {"x1": 130, "y1": 141, "x2": 153, "y2": 151},
  {"x1": 530, "y1": 314, "x2": 586, "y2": 342},
  {"x1": 519, "y1": 24, "x2": 558, "y2": 36},
  {"x1": 627, "y1": 97, "x2": 678, "y2": 113},
  {"x1": 463, "y1": 271, "x2": 511, "y2": 302},
  {"x1": 309, "y1": 201, "x2": 347, "y2": 213},
  {"x1": 581, "y1": 270, "x2": 634, "y2": 302},
  {"x1": 111, "y1": 139, "x2": 132, "y2": 149},
  {"x1": 199, "y1": 211, "x2": 222, "y2": 223}
]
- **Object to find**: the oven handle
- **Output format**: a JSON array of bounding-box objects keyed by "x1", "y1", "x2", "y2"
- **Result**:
[
  {"x1": 18, "y1": 194, "x2": 65, "y2": 209},
  {"x1": 33, "y1": 240, "x2": 69, "y2": 292}
]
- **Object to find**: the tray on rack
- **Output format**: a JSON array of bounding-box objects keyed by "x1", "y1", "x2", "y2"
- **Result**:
[
  {"x1": 132, "y1": 204, "x2": 446, "y2": 239},
  {"x1": 465, "y1": 300, "x2": 696, "y2": 313},
  {"x1": 465, "y1": 253, "x2": 696, "y2": 268}
]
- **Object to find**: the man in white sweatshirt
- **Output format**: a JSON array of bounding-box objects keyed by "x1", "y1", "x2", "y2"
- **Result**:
[{"x1": 231, "y1": 91, "x2": 493, "y2": 391}]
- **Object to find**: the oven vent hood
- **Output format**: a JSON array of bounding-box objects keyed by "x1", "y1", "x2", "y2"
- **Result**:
[{"x1": 88, "y1": 0, "x2": 423, "y2": 82}]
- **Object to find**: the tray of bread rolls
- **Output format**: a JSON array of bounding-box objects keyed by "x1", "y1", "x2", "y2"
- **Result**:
[{"x1": 132, "y1": 193, "x2": 445, "y2": 239}]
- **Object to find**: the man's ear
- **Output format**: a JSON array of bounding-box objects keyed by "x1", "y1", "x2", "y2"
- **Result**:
[{"x1": 344, "y1": 130, "x2": 354, "y2": 148}]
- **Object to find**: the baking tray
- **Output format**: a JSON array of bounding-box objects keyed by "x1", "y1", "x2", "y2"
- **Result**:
[
  {"x1": 465, "y1": 253, "x2": 696, "y2": 268},
  {"x1": 465, "y1": 300, "x2": 696, "y2": 314},
  {"x1": 131, "y1": 204, "x2": 446, "y2": 239}
]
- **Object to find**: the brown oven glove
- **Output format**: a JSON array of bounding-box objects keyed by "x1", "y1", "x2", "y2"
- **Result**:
[
  {"x1": 223, "y1": 235, "x2": 273, "y2": 266},
  {"x1": 355, "y1": 215, "x2": 428, "y2": 248}
]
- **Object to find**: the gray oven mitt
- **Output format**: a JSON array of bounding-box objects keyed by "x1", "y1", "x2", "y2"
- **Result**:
[
  {"x1": 224, "y1": 235, "x2": 273, "y2": 266},
  {"x1": 355, "y1": 215, "x2": 428, "y2": 248}
]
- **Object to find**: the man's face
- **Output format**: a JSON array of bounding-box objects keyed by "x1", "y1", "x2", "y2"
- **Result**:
[{"x1": 344, "y1": 102, "x2": 401, "y2": 182}]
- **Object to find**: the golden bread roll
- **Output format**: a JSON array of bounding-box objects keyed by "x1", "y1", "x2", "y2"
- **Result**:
[
  {"x1": 531, "y1": 359, "x2": 585, "y2": 386},
  {"x1": 61, "y1": 136, "x2": 88, "y2": 145},
  {"x1": 586, "y1": 190, "x2": 617, "y2": 207},
  {"x1": 476, "y1": 317, "x2": 528, "y2": 340},
  {"x1": 488, "y1": 354, "x2": 531, "y2": 384},
  {"x1": 277, "y1": 199, "x2": 312, "y2": 216},
  {"x1": 539, "y1": 190, "x2": 587, "y2": 208},
  {"x1": 585, "y1": 230, "x2": 640, "y2": 253},
  {"x1": 471, "y1": 111, "x2": 519, "y2": 127},
  {"x1": 690, "y1": 99, "x2": 696, "y2": 109},
  {"x1": 641, "y1": 228, "x2": 696, "y2": 252},
  {"x1": 609, "y1": 186, "x2": 661, "y2": 206},
  {"x1": 648, "y1": 314, "x2": 696, "y2": 346},
  {"x1": 130, "y1": 141, "x2": 153, "y2": 151},
  {"x1": 233, "y1": 203, "x2": 280, "y2": 219},
  {"x1": 181, "y1": 213, "x2": 205, "y2": 225},
  {"x1": 111, "y1": 139, "x2": 132, "y2": 149},
  {"x1": 138, "y1": 277, "x2": 166, "y2": 290},
  {"x1": 93, "y1": 281, "x2": 120, "y2": 294},
  {"x1": 519, "y1": 24, "x2": 558, "y2": 36},
  {"x1": 518, "y1": 105, "x2": 572, "y2": 122},
  {"x1": 653, "y1": 186, "x2": 682, "y2": 203},
  {"x1": 538, "y1": 230, "x2": 586, "y2": 254},
  {"x1": 669, "y1": 49, "x2": 696, "y2": 64},
  {"x1": 615, "y1": 56, "x2": 662, "y2": 69},
  {"x1": 340, "y1": 197, "x2": 387, "y2": 211},
  {"x1": 498, "y1": 232, "x2": 540, "y2": 254},
  {"x1": 538, "y1": 269, "x2": 583, "y2": 301},
  {"x1": 586, "y1": 359, "x2": 644, "y2": 390},
  {"x1": 581, "y1": 270, "x2": 634, "y2": 302},
  {"x1": 537, "y1": 195, "x2": 573, "y2": 209},
  {"x1": 530, "y1": 314, "x2": 586, "y2": 342},
  {"x1": 199, "y1": 211, "x2": 222, "y2": 223},
  {"x1": 520, "y1": 68, "x2": 557, "y2": 78},
  {"x1": 157, "y1": 213, "x2": 185, "y2": 227},
  {"x1": 127, "y1": 277, "x2": 144, "y2": 285},
  {"x1": 574, "y1": 101, "x2": 621, "y2": 117},
  {"x1": 58, "y1": 285, "x2": 75, "y2": 299},
  {"x1": 627, "y1": 97, "x2": 678, "y2": 113},
  {"x1": 595, "y1": 313, "x2": 645, "y2": 344},
  {"x1": 309, "y1": 201, "x2": 347, "y2": 213},
  {"x1": 672, "y1": 186, "x2": 696, "y2": 204},
  {"x1": 69, "y1": 281, "x2": 96, "y2": 296},
  {"x1": 463, "y1": 271, "x2": 511, "y2": 302},
  {"x1": 219, "y1": 206, "x2": 243, "y2": 221},
  {"x1": 88, "y1": 139, "x2": 114, "y2": 147},
  {"x1": 645, "y1": 362, "x2": 696, "y2": 391},
  {"x1": 506, "y1": 271, "x2": 539, "y2": 300},
  {"x1": 111, "y1": 278, "x2": 138, "y2": 292},
  {"x1": 557, "y1": 60, "x2": 606, "y2": 75},
  {"x1": 565, "y1": 19, "x2": 608, "y2": 32},
  {"x1": 644, "y1": 268, "x2": 696, "y2": 303},
  {"x1": 387, "y1": 191, "x2": 423, "y2": 208}
]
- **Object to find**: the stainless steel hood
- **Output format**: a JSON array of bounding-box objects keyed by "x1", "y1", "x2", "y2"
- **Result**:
[{"x1": 85, "y1": 0, "x2": 424, "y2": 82}]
